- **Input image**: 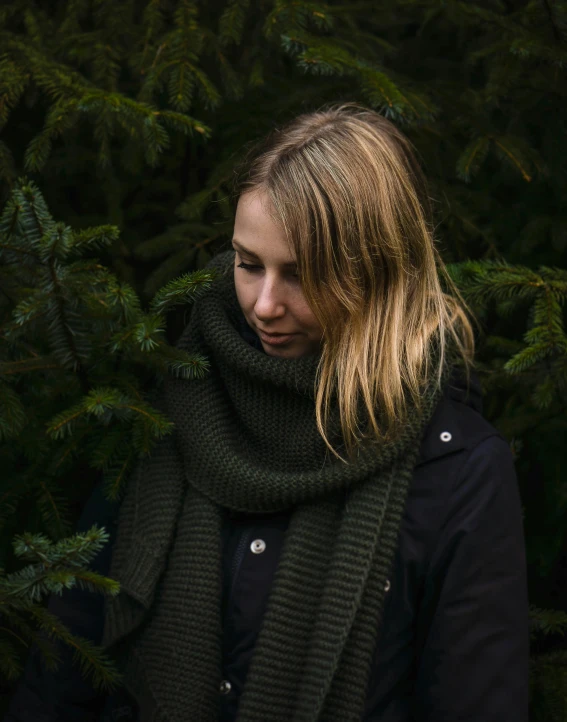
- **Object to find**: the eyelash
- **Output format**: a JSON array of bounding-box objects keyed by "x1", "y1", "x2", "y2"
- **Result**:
[{"x1": 237, "y1": 261, "x2": 299, "y2": 278}]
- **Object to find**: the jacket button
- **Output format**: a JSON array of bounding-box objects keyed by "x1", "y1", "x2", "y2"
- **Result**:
[
  {"x1": 384, "y1": 579, "x2": 391, "y2": 592},
  {"x1": 219, "y1": 680, "x2": 232, "y2": 695},
  {"x1": 440, "y1": 431, "x2": 452, "y2": 442},
  {"x1": 251, "y1": 539, "x2": 266, "y2": 554}
]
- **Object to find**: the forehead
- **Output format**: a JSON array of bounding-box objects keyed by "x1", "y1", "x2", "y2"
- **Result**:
[
  {"x1": 233, "y1": 191, "x2": 295, "y2": 262},
  {"x1": 234, "y1": 191, "x2": 280, "y2": 233}
]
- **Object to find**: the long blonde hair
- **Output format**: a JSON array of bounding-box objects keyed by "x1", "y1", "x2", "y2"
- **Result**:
[{"x1": 230, "y1": 102, "x2": 476, "y2": 463}]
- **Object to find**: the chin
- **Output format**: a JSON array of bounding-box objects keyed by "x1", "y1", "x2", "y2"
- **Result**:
[{"x1": 262, "y1": 343, "x2": 304, "y2": 358}]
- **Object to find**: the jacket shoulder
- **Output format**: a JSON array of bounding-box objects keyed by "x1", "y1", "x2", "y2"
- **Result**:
[{"x1": 417, "y1": 370, "x2": 506, "y2": 467}]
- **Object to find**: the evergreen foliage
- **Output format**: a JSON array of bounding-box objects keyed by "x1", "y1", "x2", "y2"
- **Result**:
[
  {"x1": 0, "y1": 178, "x2": 217, "y2": 698},
  {"x1": 0, "y1": 523, "x2": 121, "y2": 690},
  {"x1": 0, "y1": 0, "x2": 566, "y2": 718}
]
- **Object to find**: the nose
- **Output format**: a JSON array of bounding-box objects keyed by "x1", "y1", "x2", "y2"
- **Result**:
[{"x1": 253, "y1": 274, "x2": 287, "y2": 321}]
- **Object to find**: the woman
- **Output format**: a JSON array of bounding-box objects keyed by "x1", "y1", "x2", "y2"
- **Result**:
[{"x1": 6, "y1": 103, "x2": 529, "y2": 722}]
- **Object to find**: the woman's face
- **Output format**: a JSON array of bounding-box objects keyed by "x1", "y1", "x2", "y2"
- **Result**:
[{"x1": 232, "y1": 190, "x2": 324, "y2": 359}]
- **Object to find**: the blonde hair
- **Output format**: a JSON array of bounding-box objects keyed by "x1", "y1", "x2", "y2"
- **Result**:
[{"x1": 230, "y1": 102, "x2": 476, "y2": 463}]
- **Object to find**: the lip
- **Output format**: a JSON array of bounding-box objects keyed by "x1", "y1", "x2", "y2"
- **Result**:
[{"x1": 257, "y1": 329, "x2": 298, "y2": 345}]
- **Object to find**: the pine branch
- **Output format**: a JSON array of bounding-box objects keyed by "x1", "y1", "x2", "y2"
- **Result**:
[
  {"x1": 0, "y1": 524, "x2": 122, "y2": 690},
  {"x1": 449, "y1": 259, "x2": 567, "y2": 412},
  {"x1": 26, "y1": 605, "x2": 123, "y2": 692},
  {"x1": 148, "y1": 266, "x2": 218, "y2": 315},
  {"x1": 530, "y1": 605, "x2": 567, "y2": 639}
]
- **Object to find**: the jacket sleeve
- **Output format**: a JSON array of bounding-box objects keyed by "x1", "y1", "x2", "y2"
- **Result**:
[
  {"x1": 4, "y1": 483, "x2": 118, "y2": 722},
  {"x1": 412, "y1": 434, "x2": 530, "y2": 722}
]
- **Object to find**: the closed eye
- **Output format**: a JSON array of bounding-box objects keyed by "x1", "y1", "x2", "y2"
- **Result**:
[
  {"x1": 236, "y1": 261, "x2": 299, "y2": 279},
  {"x1": 237, "y1": 261, "x2": 261, "y2": 272}
]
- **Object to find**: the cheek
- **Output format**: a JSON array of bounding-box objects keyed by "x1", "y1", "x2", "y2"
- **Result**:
[
  {"x1": 296, "y1": 300, "x2": 320, "y2": 331},
  {"x1": 234, "y1": 270, "x2": 250, "y2": 307},
  {"x1": 234, "y1": 274, "x2": 261, "y2": 325},
  {"x1": 300, "y1": 302, "x2": 324, "y2": 337}
]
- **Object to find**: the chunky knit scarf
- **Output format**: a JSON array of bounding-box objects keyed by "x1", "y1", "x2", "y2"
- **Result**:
[{"x1": 101, "y1": 249, "x2": 450, "y2": 722}]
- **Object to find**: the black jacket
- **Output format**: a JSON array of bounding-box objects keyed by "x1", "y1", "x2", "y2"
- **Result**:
[{"x1": 5, "y1": 370, "x2": 530, "y2": 722}]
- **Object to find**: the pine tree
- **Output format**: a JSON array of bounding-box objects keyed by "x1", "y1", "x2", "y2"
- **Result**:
[
  {"x1": 446, "y1": 258, "x2": 567, "y2": 720},
  {"x1": 1, "y1": 0, "x2": 566, "y2": 717},
  {"x1": 0, "y1": 178, "x2": 217, "y2": 698}
]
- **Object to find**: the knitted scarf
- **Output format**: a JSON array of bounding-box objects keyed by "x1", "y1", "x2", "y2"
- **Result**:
[{"x1": 101, "y1": 249, "x2": 450, "y2": 722}]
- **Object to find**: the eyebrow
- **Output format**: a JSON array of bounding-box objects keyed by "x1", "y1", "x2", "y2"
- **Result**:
[{"x1": 231, "y1": 238, "x2": 297, "y2": 267}]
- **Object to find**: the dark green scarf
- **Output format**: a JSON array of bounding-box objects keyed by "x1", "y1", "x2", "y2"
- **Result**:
[{"x1": 102, "y1": 250, "x2": 449, "y2": 722}]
